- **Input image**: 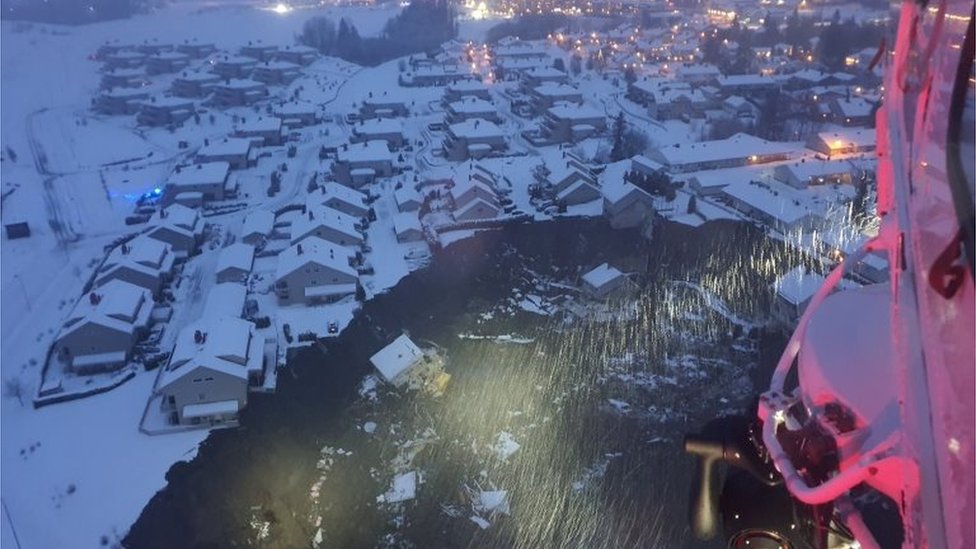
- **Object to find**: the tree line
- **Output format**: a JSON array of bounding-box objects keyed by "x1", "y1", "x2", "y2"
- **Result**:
[{"x1": 298, "y1": 0, "x2": 457, "y2": 66}]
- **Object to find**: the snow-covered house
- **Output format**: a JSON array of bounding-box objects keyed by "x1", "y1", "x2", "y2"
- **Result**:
[
  {"x1": 350, "y1": 118, "x2": 405, "y2": 149},
  {"x1": 145, "y1": 51, "x2": 190, "y2": 75},
  {"x1": 94, "y1": 89, "x2": 149, "y2": 115},
  {"x1": 581, "y1": 263, "x2": 633, "y2": 299},
  {"x1": 315, "y1": 182, "x2": 369, "y2": 218},
  {"x1": 241, "y1": 210, "x2": 275, "y2": 247},
  {"x1": 176, "y1": 41, "x2": 217, "y2": 58},
  {"x1": 443, "y1": 119, "x2": 507, "y2": 161},
  {"x1": 393, "y1": 213, "x2": 424, "y2": 243},
  {"x1": 521, "y1": 66, "x2": 569, "y2": 89},
  {"x1": 602, "y1": 181, "x2": 655, "y2": 229},
  {"x1": 290, "y1": 206, "x2": 364, "y2": 248},
  {"x1": 196, "y1": 138, "x2": 254, "y2": 170},
  {"x1": 771, "y1": 266, "x2": 826, "y2": 328},
  {"x1": 556, "y1": 180, "x2": 601, "y2": 205},
  {"x1": 454, "y1": 197, "x2": 501, "y2": 221},
  {"x1": 720, "y1": 180, "x2": 823, "y2": 233},
  {"x1": 542, "y1": 105, "x2": 607, "y2": 143},
  {"x1": 51, "y1": 280, "x2": 153, "y2": 374},
  {"x1": 647, "y1": 133, "x2": 798, "y2": 173},
  {"x1": 215, "y1": 243, "x2": 255, "y2": 284},
  {"x1": 369, "y1": 334, "x2": 425, "y2": 386},
  {"x1": 101, "y1": 68, "x2": 147, "y2": 89},
  {"x1": 715, "y1": 74, "x2": 780, "y2": 96},
  {"x1": 170, "y1": 71, "x2": 221, "y2": 98},
  {"x1": 443, "y1": 80, "x2": 491, "y2": 103},
  {"x1": 529, "y1": 83, "x2": 583, "y2": 113},
  {"x1": 163, "y1": 162, "x2": 230, "y2": 204},
  {"x1": 674, "y1": 63, "x2": 721, "y2": 84},
  {"x1": 445, "y1": 98, "x2": 500, "y2": 124},
  {"x1": 450, "y1": 178, "x2": 498, "y2": 210},
  {"x1": 395, "y1": 186, "x2": 423, "y2": 212},
  {"x1": 806, "y1": 128, "x2": 876, "y2": 156},
  {"x1": 722, "y1": 95, "x2": 759, "y2": 121},
  {"x1": 773, "y1": 160, "x2": 856, "y2": 189},
  {"x1": 332, "y1": 140, "x2": 394, "y2": 187},
  {"x1": 240, "y1": 44, "x2": 278, "y2": 62},
  {"x1": 275, "y1": 45, "x2": 318, "y2": 65},
  {"x1": 274, "y1": 237, "x2": 358, "y2": 306},
  {"x1": 95, "y1": 235, "x2": 175, "y2": 297},
  {"x1": 275, "y1": 103, "x2": 318, "y2": 128},
  {"x1": 156, "y1": 316, "x2": 263, "y2": 426},
  {"x1": 144, "y1": 203, "x2": 204, "y2": 258},
  {"x1": 360, "y1": 96, "x2": 409, "y2": 119},
  {"x1": 233, "y1": 117, "x2": 283, "y2": 146},
  {"x1": 103, "y1": 50, "x2": 146, "y2": 70},
  {"x1": 212, "y1": 56, "x2": 258, "y2": 79},
  {"x1": 136, "y1": 97, "x2": 196, "y2": 127},
  {"x1": 211, "y1": 79, "x2": 268, "y2": 107},
  {"x1": 252, "y1": 61, "x2": 301, "y2": 85}
]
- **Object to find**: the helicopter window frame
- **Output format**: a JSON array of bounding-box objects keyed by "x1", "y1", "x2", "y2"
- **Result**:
[{"x1": 945, "y1": 8, "x2": 975, "y2": 275}]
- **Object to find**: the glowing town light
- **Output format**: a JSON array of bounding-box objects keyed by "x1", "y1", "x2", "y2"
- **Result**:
[{"x1": 271, "y1": 2, "x2": 292, "y2": 14}]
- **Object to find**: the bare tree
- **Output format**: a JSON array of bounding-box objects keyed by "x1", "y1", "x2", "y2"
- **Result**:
[{"x1": 4, "y1": 377, "x2": 25, "y2": 406}]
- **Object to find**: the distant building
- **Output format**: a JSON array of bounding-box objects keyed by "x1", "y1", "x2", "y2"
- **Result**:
[
  {"x1": 443, "y1": 80, "x2": 491, "y2": 103},
  {"x1": 395, "y1": 186, "x2": 423, "y2": 212},
  {"x1": 542, "y1": 105, "x2": 607, "y2": 144},
  {"x1": 806, "y1": 128, "x2": 876, "y2": 156},
  {"x1": 773, "y1": 160, "x2": 858, "y2": 189},
  {"x1": 196, "y1": 138, "x2": 254, "y2": 170},
  {"x1": 171, "y1": 71, "x2": 221, "y2": 98},
  {"x1": 156, "y1": 316, "x2": 264, "y2": 426},
  {"x1": 145, "y1": 52, "x2": 191, "y2": 75},
  {"x1": 771, "y1": 266, "x2": 826, "y2": 329},
  {"x1": 332, "y1": 140, "x2": 394, "y2": 187},
  {"x1": 252, "y1": 61, "x2": 301, "y2": 86},
  {"x1": 350, "y1": 118, "x2": 405, "y2": 149},
  {"x1": 274, "y1": 237, "x2": 358, "y2": 306},
  {"x1": 101, "y1": 68, "x2": 147, "y2": 90},
  {"x1": 720, "y1": 180, "x2": 822, "y2": 233},
  {"x1": 215, "y1": 243, "x2": 255, "y2": 284},
  {"x1": 828, "y1": 96, "x2": 876, "y2": 126},
  {"x1": 163, "y1": 162, "x2": 233, "y2": 205},
  {"x1": 94, "y1": 89, "x2": 150, "y2": 115},
  {"x1": 361, "y1": 96, "x2": 409, "y2": 119},
  {"x1": 211, "y1": 79, "x2": 268, "y2": 107},
  {"x1": 275, "y1": 45, "x2": 318, "y2": 66},
  {"x1": 443, "y1": 119, "x2": 507, "y2": 161},
  {"x1": 314, "y1": 182, "x2": 369, "y2": 218},
  {"x1": 275, "y1": 103, "x2": 318, "y2": 128},
  {"x1": 445, "y1": 98, "x2": 500, "y2": 124},
  {"x1": 647, "y1": 133, "x2": 798, "y2": 173},
  {"x1": 520, "y1": 66, "x2": 569, "y2": 90},
  {"x1": 136, "y1": 97, "x2": 195, "y2": 127},
  {"x1": 103, "y1": 50, "x2": 147, "y2": 70},
  {"x1": 176, "y1": 41, "x2": 217, "y2": 58},
  {"x1": 529, "y1": 83, "x2": 583, "y2": 113},
  {"x1": 233, "y1": 117, "x2": 283, "y2": 146},
  {"x1": 212, "y1": 56, "x2": 258, "y2": 79},
  {"x1": 51, "y1": 280, "x2": 153, "y2": 374},
  {"x1": 715, "y1": 74, "x2": 780, "y2": 96},
  {"x1": 239, "y1": 44, "x2": 278, "y2": 62}
]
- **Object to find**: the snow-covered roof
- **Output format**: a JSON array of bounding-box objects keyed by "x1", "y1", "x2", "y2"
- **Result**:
[
  {"x1": 169, "y1": 162, "x2": 229, "y2": 187},
  {"x1": 197, "y1": 138, "x2": 252, "y2": 158},
  {"x1": 216, "y1": 242, "x2": 255, "y2": 275},
  {"x1": 151, "y1": 203, "x2": 200, "y2": 233},
  {"x1": 455, "y1": 196, "x2": 499, "y2": 219},
  {"x1": 242, "y1": 210, "x2": 275, "y2": 240},
  {"x1": 182, "y1": 400, "x2": 239, "y2": 419},
  {"x1": 716, "y1": 74, "x2": 778, "y2": 87},
  {"x1": 448, "y1": 80, "x2": 489, "y2": 92},
  {"x1": 582, "y1": 263, "x2": 625, "y2": 289},
  {"x1": 448, "y1": 118, "x2": 504, "y2": 139},
  {"x1": 161, "y1": 316, "x2": 261, "y2": 387},
  {"x1": 546, "y1": 104, "x2": 604, "y2": 121},
  {"x1": 832, "y1": 97, "x2": 875, "y2": 117},
  {"x1": 104, "y1": 235, "x2": 170, "y2": 271},
  {"x1": 321, "y1": 182, "x2": 368, "y2": 210},
  {"x1": 524, "y1": 66, "x2": 566, "y2": 79},
  {"x1": 290, "y1": 205, "x2": 362, "y2": 244},
  {"x1": 815, "y1": 128, "x2": 876, "y2": 150},
  {"x1": 352, "y1": 118, "x2": 403, "y2": 135},
  {"x1": 369, "y1": 334, "x2": 424, "y2": 383},
  {"x1": 275, "y1": 236, "x2": 357, "y2": 281},
  {"x1": 142, "y1": 96, "x2": 194, "y2": 109},
  {"x1": 61, "y1": 280, "x2": 151, "y2": 338},
  {"x1": 175, "y1": 71, "x2": 220, "y2": 82},
  {"x1": 215, "y1": 78, "x2": 265, "y2": 90},
  {"x1": 448, "y1": 97, "x2": 496, "y2": 114},
  {"x1": 776, "y1": 159, "x2": 858, "y2": 181},
  {"x1": 393, "y1": 213, "x2": 422, "y2": 236},
  {"x1": 203, "y1": 283, "x2": 247, "y2": 319},
  {"x1": 532, "y1": 83, "x2": 581, "y2": 98},
  {"x1": 721, "y1": 180, "x2": 819, "y2": 226},
  {"x1": 255, "y1": 60, "x2": 300, "y2": 71},
  {"x1": 235, "y1": 117, "x2": 281, "y2": 134},
  {"x1": 394, "y1": 186, "x2": 422, "y2": 207},
  {"x1": 216, "y1": 55, "x2": 258, "y2": 66},
  {"x1": 337, "y1": 140, "x2": 393, "y2": 164},
  {"x1": 652, "y1": 133, "x2": 798, "y2": 167},
  {"x1": 775, "y1": 266, "x2": 826, "y2": 306}
]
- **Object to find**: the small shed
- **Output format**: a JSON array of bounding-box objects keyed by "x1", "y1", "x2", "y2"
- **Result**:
[
  {"x1": 215, "y1": 243, "x2": 255, "y2": 283},
  {"x1": 581, "y1": 263, "x2": 631, "y2": 299}
]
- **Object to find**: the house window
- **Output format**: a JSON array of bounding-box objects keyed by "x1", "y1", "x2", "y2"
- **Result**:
[{"x1": 199, "y1": 393, "x2": 205, "y2": 401}]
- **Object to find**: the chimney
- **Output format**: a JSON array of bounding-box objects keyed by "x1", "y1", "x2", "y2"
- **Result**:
[
  {"x1": 160, "y1": 207, "x2": 167, "y2": 219},
  {"x1": 297, "y1": 243, "x2": 304, "y2": 255},
  {"x1": 329, "y1": 249, "x2": 334, "y2": 259},
  {"x1": 89, "y1": 292, "x2": 101, "y2": 305},
  {"x1": 194, "y1": 329, "x2": 203, "y2": 344},
  {"x1": 121, "y1": 243, "x2": 129, "y2": 255},
  {"x1": 308, "y1": 210, "x2": 314, "y2": 220}
]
